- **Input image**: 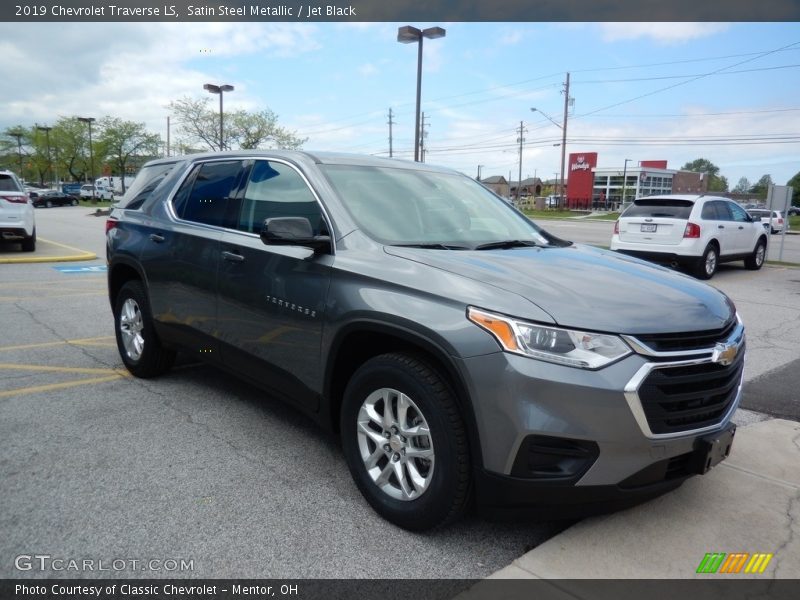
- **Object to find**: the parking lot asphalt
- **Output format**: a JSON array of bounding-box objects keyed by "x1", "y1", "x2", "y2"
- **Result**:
[{"x1": 1, "y1": 207, "x2": 798, "y2": 580}]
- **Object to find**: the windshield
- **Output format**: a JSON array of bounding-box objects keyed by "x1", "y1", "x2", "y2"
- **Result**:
[{"x1": 320, "y1": 164, "x2": 554, "y2": 248}]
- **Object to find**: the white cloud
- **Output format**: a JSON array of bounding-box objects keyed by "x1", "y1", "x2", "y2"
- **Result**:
[
  {"x1": 599, "y1": 23, "x2": 730, "y2": 44},
  {"x1": 500, "y1": 30, "x2": 524, "y2": 46},
  {"x1": 359, "y1": 63, "x2": 379, "y2": 77}
]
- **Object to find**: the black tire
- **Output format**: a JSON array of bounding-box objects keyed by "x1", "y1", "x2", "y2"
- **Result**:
[
  {"x1": 340, "y1": 353, "x2": 470, "y2": 531},
  {"x1": 113, "y1": 280, "x2": 175, "y2": 378},
  {"x1": 744, "y1": 239, "x2": 766, "y2": 270},
  {"x1": 694, "y1": 243, "x2": 718, "y2": 280},
  {"x1": 71, "y1": 198, "x2": 78, "y2": 206},
  {"x1": 21, "y1": 228, "x2": 36, "y2": 252},
  {"x1": 45, "y1": 199, "x2": 53, "y2": 208}
]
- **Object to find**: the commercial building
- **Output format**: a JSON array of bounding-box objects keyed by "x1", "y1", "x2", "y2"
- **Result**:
[{"x1": 565, "y1": 153, "x2": 708, "y2": 210}]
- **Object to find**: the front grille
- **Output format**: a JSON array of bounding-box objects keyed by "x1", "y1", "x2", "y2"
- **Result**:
[
  {"x1": 634, "y1": 319, "x2": 736, "y2": 352},
  {"x1": 638, "y1": 345, "x2": 744, "y2": 434}
]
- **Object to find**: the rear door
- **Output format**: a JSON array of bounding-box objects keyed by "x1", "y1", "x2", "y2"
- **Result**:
[
  {"x1": 703, "y1": 201, "x2": 740, "y2": 256},
  {"x1": 138, "y1": 159, "x2": 246, "y2": 353},
  {"x1": 216, "y1": 158, "x2": 333, "y2": 411},
  {"x1": 617, "y1": 199, "x2": 693, "y2": 246}
]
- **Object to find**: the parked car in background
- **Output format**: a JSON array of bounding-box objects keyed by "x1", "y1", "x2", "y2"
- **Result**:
[
  {"x1": 62, "y1": 183, "x2": 83, "y2": 197},
  {"x1": 80, "y1": 184, "x2": 114, "y2": 201},
  {"x1": 32, "y1": 190, "x2": 79, "y2": 208},
  {"x1": 746, "y1": 209, "x2": 789, "y2": 234},
  {"x1": 0, "y1": 170, "x2": 36, "y2": 251},
  {"x1": 107, "y1": 152, "x2": 744, "y2": 530},
  {"x1": 788, "y1": 206, "x2": 799, "y2": 217},
  {"x1": 611, "y1": 195, "x2": 767, "y2": 279}
]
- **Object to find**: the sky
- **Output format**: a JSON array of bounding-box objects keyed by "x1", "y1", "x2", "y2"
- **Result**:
[{"x1": 0, "y1": 21, "x2": 799, "y2": 187}]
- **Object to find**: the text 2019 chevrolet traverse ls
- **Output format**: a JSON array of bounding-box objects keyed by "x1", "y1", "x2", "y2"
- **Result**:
[{"x1": 107, "y1": 152, "x2": 742, "y2": 530}]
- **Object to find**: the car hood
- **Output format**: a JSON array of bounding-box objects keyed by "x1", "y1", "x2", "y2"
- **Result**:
[{"x1": 384, "y1": 243, "x2": 735, "y2": 334}]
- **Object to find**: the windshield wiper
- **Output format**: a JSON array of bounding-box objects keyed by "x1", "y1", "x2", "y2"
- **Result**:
[
  {"x1": 474, "y1": 239, "x2": 544, "y2": 251},
  {"x1": 392, "y1": 243, "x2": 470, "y2": 250}
]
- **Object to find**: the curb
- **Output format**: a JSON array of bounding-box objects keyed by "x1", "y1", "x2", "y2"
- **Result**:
[{"x1": 0, "y1": 238, "x2": 97, "y2": 264}]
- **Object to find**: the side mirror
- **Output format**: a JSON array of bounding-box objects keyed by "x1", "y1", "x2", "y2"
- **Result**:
[{"x1": 260, "y1": 217, "x2": 331, "y2": 253}]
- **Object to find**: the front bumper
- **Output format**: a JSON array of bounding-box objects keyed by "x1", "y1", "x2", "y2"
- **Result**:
[{"x1": 460, "y1": 322, "x2": 744, "y2": 515}]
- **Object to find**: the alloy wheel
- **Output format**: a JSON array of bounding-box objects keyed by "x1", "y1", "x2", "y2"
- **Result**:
[
  {"x1": 356, "y1": 387, "x2": 435, "y2": 501},
  {"x1": 119, "y1": 298, "x2": 145, "y2": 361}
]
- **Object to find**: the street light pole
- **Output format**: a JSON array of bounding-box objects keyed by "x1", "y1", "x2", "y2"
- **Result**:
[
  {"x1": 77, "y1": 117, "x2": 96, "y2": 200},
  {"x1": 397, "y1": 25, "x2": 446, "y2": 162},
  {"x1": 621, "y1": 158, "x2": 632, "y2": 207},
  {"x1": 204, "y1": 83, "x2": 234, "y2": 151},
  {"x1": 36, "y1": 125, "x2": 53, "y2": 187},
  {"x1": 8, "y1": 130, "x2": 24, "y2": 178}
]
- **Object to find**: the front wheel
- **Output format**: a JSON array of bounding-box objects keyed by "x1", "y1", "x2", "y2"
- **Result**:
[
  {"x1": 114, "y1": 280, "x2": 175, "y2": 378},
  {"x1": 745, "y1": 239, "x2": 766, "y2": 270},
  {"x1": 340, "y1": 353, "x2": 470, "y2": 530},
  {"x1": 695, "y1": 244, "x2": 718, "y2": 279}
]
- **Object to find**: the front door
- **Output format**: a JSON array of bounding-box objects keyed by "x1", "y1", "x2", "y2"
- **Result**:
[{"x1": 216, "y1": 159, "x2": 333, "y2": 411}]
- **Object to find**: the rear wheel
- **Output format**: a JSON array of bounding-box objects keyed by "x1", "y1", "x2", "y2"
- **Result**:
[
  {"x1": 21, "y1": 228, "x2": 36, "y2": 252},
  {"x1": 71, "y1": 198, "x2": 78, "y2": 206},
  {"x1": 114, "y1": 280, "x2": 175, "y2": 378},
  {"x1": 340, "y1": 353, "x2": 470, "y2": 530},
  {"x1": 45, "y1": 199, "x2": 53, "y2": 208},
  {"x1": 695, "y1": 243, "x2": 718, "y2": 279},
  {"x1": 744, "y1": 239, "x2": 766, "y2": 270}
]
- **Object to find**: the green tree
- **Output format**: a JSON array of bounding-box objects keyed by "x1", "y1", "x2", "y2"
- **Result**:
[
  {"x1": 1, "y1": 127, "x2": 32, "y2": 179},
  {"x1": 168, "y1": 96, "x2": 305, "y2": 152},
  {"x1": 680, "y1": 158, "x2": 728, "y2": 192},
  {"x1": 749, "y1": 174, "x2": 773, "y2": 199},
  {"x1": 51, "y1": 117, "x2": 93, "y2": 183},
  {"x1": 732, "y1": 177, "x2": 751, "y2": 194},
  {"x1": 786, "y1": 171, "x2": 800, "y2": 206},
  {"x1": 97, "y1": 117, "x2": 161, "y2": 193}
]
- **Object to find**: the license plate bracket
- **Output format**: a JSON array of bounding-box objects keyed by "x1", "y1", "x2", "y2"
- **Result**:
[
  {"x1": 640, "y1": 223, "x2": 657, "y2": 233},
  {"x1": 689, "y1": 424, "x2": 736, "y2": 475}
]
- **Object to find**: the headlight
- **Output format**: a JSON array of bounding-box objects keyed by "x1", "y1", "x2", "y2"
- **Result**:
[{"x1": 467, "y1": 307, "x2": 631, "y2": 369}]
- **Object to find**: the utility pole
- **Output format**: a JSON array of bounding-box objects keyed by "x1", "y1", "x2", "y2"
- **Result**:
[
  {"x1": 559, "y1": 72, "x2": 570, "y2": 205},
  {"x1": 420, "y1": 112, "x2": 429, "y2": 163},
  {"x1": 387, "y1": 108, "x2": 395, "y2": 158},
  {"x1": 517, "y1": 120, "x2": 526, "y2": 201},
  {"x1": 166, "y1": 116, "x2": 171, "y2": 157},
  {"x1": 477, "y1": 164, "x2": 483, "y2": 181}
]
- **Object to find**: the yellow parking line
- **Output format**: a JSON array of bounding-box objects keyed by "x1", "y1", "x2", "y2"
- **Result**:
[
  {"x1": 0, "y1": 336, "x2": 115, "y2": 352},
  {"x1": 0, "y1": 374, "x2": 125, "y2": 399},
  {"x1": 0, "y1": 291, "x2": 105, "y2": 302},
  {"x1": 0, "y1": 363, "x2": 128, "y2": 375}
]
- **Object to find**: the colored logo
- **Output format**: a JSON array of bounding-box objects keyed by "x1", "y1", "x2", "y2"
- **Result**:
[{"x1": 696, "y1": 552, "x2": 773, "y2": 574}]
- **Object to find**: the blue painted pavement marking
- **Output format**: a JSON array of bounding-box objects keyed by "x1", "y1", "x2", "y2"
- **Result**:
[{"x1": 53, "y1": 265, "x2": 108, "y2": 274}]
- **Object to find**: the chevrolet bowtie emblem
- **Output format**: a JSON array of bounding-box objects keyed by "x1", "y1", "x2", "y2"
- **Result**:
[{"x1": 712, "y1": 342, "x2": 738, "y2": 366}]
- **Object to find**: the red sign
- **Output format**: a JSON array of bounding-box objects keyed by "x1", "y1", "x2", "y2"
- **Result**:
[{"x1": 566, "y1": 152, "x2": 597, "y2": 207}]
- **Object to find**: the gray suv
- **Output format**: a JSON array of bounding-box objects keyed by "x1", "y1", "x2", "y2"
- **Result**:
[{"x1": 106, "y1": 152, "x2": 743, "y2": 530}]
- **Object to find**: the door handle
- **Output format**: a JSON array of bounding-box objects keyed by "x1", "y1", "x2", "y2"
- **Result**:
[
  {"x1": 149, "y1": 233, "x2": 165, "y2": 243},
  {"x1": 718, "y1": 225, "x2": 725, "y2": 229},
  {"x1": 222, "y1": 250, "x2": 245, "y2": 263},
  {"x1": 738, "y1": 226, "x2": 744, "y2": 230}
]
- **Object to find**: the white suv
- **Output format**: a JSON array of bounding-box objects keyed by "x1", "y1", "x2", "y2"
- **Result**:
[
  {"x1": 611, "y1": 195, "x2": 767, "y2": 279},
  {"x1": 0, "y1": 170, "x2": 36, "y2": 252}
]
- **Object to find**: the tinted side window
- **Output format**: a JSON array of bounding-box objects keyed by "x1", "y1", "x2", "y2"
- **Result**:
[
  {"x1": 237, "y1": 161, "x2": 325, "y2": 235},
  {"x1": 701, "y1": 202, "x2": 717, "y2": 220},
  {"x1": 174, "y1": 161, "x2": 243, "y2": 227},
  {"x1": 623, "y1": 200, "x2": 694, "y2": 219},
  {"x1": 729, "y1": 202, "x2": 749, "y2": 223}
]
